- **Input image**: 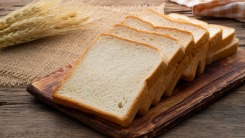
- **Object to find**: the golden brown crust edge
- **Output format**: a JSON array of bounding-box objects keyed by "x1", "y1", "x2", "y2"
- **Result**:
[
  {"x1": 206, "y1": 38, "x2": 238, "y2": 65},
  {"x1": 124, "y1": 15, "x2": 195, "y2": 54},
  {"x1": 147, "y1": 9, "x2": 210, "y2": 46}
]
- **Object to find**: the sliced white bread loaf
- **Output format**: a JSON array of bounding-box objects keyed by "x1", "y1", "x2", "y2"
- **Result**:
[
  {"x1": 121, "y1": 16, "x2": 194, "y2": 99},
  {"x1": 108, "y1": 24, "x2": 184, "y2": 114},
  {"x1": 135, "y1": 9, "x2": 209, "y2": 81},
  {"x1": 52, "y1": 34, "x2": 167, "y2": 127},
  {"x1": 206, "y1": 38, "x2": 238, "y2": 65}
]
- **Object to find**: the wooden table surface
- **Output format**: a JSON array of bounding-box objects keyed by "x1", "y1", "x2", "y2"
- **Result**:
[{"x1": 0, "y1": 0, "x2": 244, "y2": 138}]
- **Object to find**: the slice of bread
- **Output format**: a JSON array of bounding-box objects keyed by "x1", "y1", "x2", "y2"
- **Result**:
[
  {"x1": 52, "y1": 34, "x2": 166, "y2": 127},
  {"x1": 168, "y1": 13, "x2": 223, "y2": 48},
  {"x1": 121, "y1": 16, "x2": 194, "y2": 99},
  {"x1": 108, "y1": 24, "x2": 184, "y2": 114},
  {"x1": 135, "y1": 10, "x2": 209, "y2": 81},
  {"x1": 206, "y1": 38, "x2": 238, "y2": 65}
]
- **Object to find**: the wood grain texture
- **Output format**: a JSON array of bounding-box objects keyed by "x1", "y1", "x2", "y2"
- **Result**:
[
  {"x1": 1, "y1": 0, "x2": 245, "y2": 138},
  {"x1": 26, "y1": 48, "x2": 245, "y2": 138}
]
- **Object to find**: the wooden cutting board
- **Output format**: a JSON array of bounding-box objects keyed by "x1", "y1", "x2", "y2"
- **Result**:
[{"x1": 27, "y1": 48, "x2": 245, "y2": 138}]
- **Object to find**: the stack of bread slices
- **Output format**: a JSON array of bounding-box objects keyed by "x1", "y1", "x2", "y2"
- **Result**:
[{"x1": 52, "y1": 10, "x2": 238, "y2": 127}]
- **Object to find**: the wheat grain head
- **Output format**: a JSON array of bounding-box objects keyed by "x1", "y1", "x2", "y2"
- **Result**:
[{"x1": 0, "y1": 0, "x2": 94, "y2": 48}]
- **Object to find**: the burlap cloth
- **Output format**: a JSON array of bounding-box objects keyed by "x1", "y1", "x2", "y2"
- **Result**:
[{"x1": 0, "y1": 0, "x2": 165, "y2": 87}]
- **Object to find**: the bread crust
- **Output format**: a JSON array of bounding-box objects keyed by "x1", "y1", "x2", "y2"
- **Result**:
[
  {"x1": 164, "y1": 55, "x2": 191, "y2": 97},
  {"x1": 168, "y1": 13, "x2": 223, "y2": 48},
  {"x1": 208, "y1": 25, "x2": 235, "y2": 54},
  {"x1": 167, "y1": 14, "x2": 239, "y2": 74},
  {"x1": 146, "y1": 9, "x2": 209, "y2": 46},
  {"x1": 123, "y1": 15, "x2": 195, "y2": 54},
  {"x1": 206, "y1": 38, "x2": 238, "y2": 65},
  {"x1": 112, "y1": 24, "x2": 185, "y2": 65}
]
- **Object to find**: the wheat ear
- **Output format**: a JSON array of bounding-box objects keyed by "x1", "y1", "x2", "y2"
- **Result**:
[{"x1": 0, "y1": 0, "x2": 93, "y2": 48}]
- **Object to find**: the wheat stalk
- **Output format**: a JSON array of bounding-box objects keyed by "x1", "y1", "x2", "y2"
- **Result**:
[
  {"x1": 0, "y1": 0, "x2": 59, "y2": 30},
  {"x1": 0, "y1": 0, "x2": 93, "y2": 48}
]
